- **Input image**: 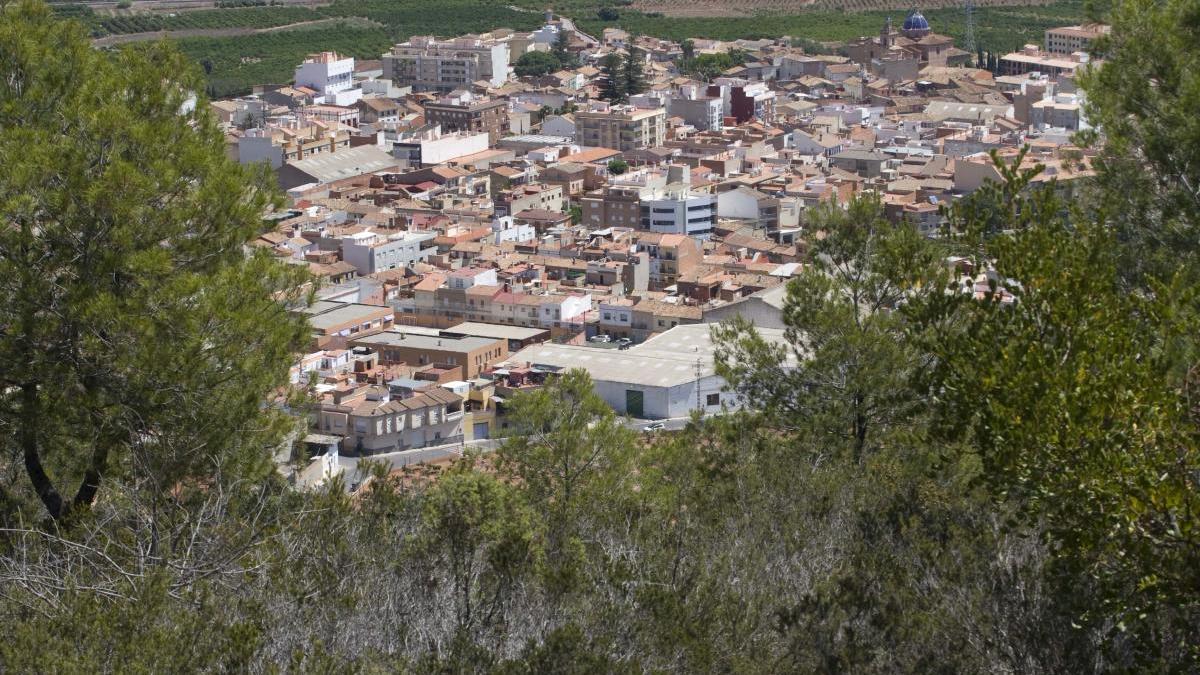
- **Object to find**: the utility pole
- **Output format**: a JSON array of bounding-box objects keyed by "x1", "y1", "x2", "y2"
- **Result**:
[
  {"x1": 694, "y1": 346, "x2": 703, "y2": 414},
  {"x1": 963, "y1": 0, "x2": 977, "y2": 58}
]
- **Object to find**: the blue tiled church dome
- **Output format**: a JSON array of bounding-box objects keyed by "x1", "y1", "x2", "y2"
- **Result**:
[{"x1": 902, "y1": 9, "x2": 930, "y2": 35}]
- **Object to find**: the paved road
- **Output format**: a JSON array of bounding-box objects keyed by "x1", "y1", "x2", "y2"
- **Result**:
[{"x1": 622, "y1": 416, "x2": 697, "y2": 432}]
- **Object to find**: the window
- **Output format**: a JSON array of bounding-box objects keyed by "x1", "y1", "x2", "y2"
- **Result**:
[{"x1": 706, "y1": 393, "x2": 720, "y2": 407}]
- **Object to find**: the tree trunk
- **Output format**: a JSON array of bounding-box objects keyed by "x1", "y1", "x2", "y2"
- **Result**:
[{"x1": 20, "y1": 382, "x2": 64, "y2": 520}]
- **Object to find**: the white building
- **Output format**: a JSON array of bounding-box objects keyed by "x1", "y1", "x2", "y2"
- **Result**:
[
  {"x1": 639, "y1": 165, "x2": 716, "y2": 239},
  {"x1": 491, "y1": 215, "x2": 536, "y2": 245},
  {"x1": 447, "y1": 267, "x2": 499, "y2": 290},
  {"x1": 294, "y1": 52, "x2": 362, "y2": 107},
  {"x1": 1031, "y1": 92, "x2": 1089, "y2": 131},
  {"x1": 341, "y1": 230, "x2": 438, "y2": 275},
  {"x1": 389, "y1": 127, "x2": 490, "y2": 167},
  {"x1": 507, "y1": 323, "x2": 794, "y2": 419}
]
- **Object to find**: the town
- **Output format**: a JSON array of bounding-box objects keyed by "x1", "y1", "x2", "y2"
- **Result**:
[
  {"x1": 209, "y1": 11, "x2": 1107, "y2": 484},
  {"x1": 4, "y1": 0, "x2": 1199, "y2": 667}
]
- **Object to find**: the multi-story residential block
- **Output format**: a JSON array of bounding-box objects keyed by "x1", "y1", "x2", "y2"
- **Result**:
[
  {"x1": 717, "y1": 185, "x2": 786, "y2": 231},
  {"x1": 301, "y1": 301, "x2": 396, "y2": 349},
  {"x1": 668, "y1": 96, "x2": 725, "y2": 132},
  {"x1": 237, "y1": 123, "x2": 351, "y2": 168},
  {"x1": 574, "y1": 106, "x2": 666, "y2": 151},
  {"x1": 1044, "y1": 23, "x2": 1110, "y2": 55},
  {"x1": 1031, "y1": 93, "x2": 1089, "y2": 130},
  {"x1": 349, "y1": 332, "x2": 508, "y2": 380},
  {"x1": 494, "y1": 183, "x2": 565, "y2": 217},
  {"x1": 314, "y1": 385, "x2": 465, "y2": 454},
  {"x1": 389, "y1": 127, "x2": 491, "y2": 168},
  {"x1": 581, "y1": 184, "x2": 643, "y2": 229},
  {"x1": 639, "y1": 232, "x2": 700, "y2": 290},
  {"x1": 581, "y1": 166, "x2": 713, "y2": 237},
  {"x1": 298, "y1": 104, "x2": 360, "y2": 128},
  {"x1": 999, "y1": 45, "x2": 1092, "y2": 79},
  {"x1": 639, "y1": 185, "x2": 717, "y2": 238},
  {"x1": 294, "y1": 51, "x2": 362, "y2": 106},
  {"x1": 423, "y1": 92, "x2": 510, "y2": 145},
  {"x1": 382, "y1": 34, "x2": 512, "y2": 93},
  {"x1": 708, "y1": 79, "x2": 776, "y2": 125},
  {"x1": 341, "y1": 230, "x2": 438, "y2": 275},
  {"x1": 355, "y1": 97, "x2": 401, "y2": 125}
]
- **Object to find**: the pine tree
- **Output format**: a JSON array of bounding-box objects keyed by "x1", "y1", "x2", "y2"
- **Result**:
[
  {"x1": 0, "y1": 0, "x2": 309, "y2": 522},
  {"x1": 552, "y1": 29, "x2": 576, "y2": 68},
  {"x1": 623, "y1": 46, "x2": 646, "y2": 99},
  {"x1": 599, "y1": 52, "x2": 626, "y2": 103}
]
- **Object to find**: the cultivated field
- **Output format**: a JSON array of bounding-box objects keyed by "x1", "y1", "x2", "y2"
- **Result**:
[{"x1": 631, "y1": 0, "x2": 1055, "y2": 18}]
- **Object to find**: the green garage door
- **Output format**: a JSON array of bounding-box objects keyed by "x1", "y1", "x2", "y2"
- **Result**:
[{"x1": 625, "y1": 389, "x2": 644, "y2": 418}]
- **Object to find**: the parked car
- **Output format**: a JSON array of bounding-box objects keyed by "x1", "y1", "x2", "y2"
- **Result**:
[
  {"x1": 589, "y1": 334, "x2": 612, "y2": 343},
  {"x1": 642, "y1": 421, "x2": 665, "y2": 432},
  {"x1": 616, "y1": 337, "x2": 632, "y2": 346}
]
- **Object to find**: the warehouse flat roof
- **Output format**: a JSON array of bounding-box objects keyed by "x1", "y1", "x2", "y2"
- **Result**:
[
  {"x1": 442, "y1": 322, "x2": 549, "y2": 341},
  {"x1": 353, "y1": 331, "x2": 501, "y2": 352},
  {"x1": 302, "y1": 302, "x2": 393, "y2": 332},
  {"x1": 508, "y1": 323, "x2": 793, "y2": 388}
]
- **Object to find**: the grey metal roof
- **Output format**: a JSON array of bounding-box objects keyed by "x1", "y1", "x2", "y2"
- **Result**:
[{"x1": 509, "y1": 323, "x2": 793, "y2": 389}]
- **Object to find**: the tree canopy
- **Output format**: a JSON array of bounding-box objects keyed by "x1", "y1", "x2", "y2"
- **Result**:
[{"x1": 0, "y1": 0, "x2": 308, "y2": 523}]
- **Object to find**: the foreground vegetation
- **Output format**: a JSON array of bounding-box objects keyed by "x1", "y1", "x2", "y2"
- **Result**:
[
  {"x1": 3, "y1": 0, "x2": 1199, "y2": 670},
  {"x1": 56, "y1": 0, "x2": 1104, "y2": 96}
]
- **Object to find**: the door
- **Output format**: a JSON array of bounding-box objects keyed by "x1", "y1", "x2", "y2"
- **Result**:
[
  {"x1": 625, "y1": 389, "x2": 644, "y2": 418},
  {"x1": 473, "y1": 422, "x2": 490, "y2": 440}
]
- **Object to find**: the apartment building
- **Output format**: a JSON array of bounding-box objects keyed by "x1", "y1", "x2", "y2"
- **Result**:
[
  {"x1": 314, "y1": 385, "x2": 465, "y2": 455},
  {"x1": 494, "y1": 183, "x2": 565, "y2": 217},
  {"x1": 668, "y1": 96, "x2": 724, "y2": 132},
  {"x1": 1044, "y1": 23, "x2": 1110, "y2": 55},
  {"x1": 389, "y1": 128, "x2": 490, "y2": 167},
  {"x1": 999, "y1": 45, "x2": 1092, "y2": 79},
  {"x1": 382, "y1": 33, "x2": 512, "y2": 92},
  {"x1": 640, "y1": 186, "x2": 717, "y2": 238},
  {"x1": 708, "y1": 79, "x2": 776, "y2": 125},
  {"x1": 294, "y1": 51, "x2": 362, "y2": 106},
  {"x1": 1029, "y1": 92, "x2": 1088, "y2": 130},
  {"x1": 575, "y1": 106, "x2": 666, "y2": 151},
  {"x1": 341, "y1": 230, "x2": 438, "y2": 275},
  {"x1": 350, "y1": 332, "x2": 509, "y2": 380},
  {"x1": 298, "y1": 104, "x2": 360, "y2": 128},
  {"x1": 237, "y1": 123, "x2": 351, "y2": 168},
  {"x1": 423, "y1": 92, "x2": 510, "y2": 145},
  {"x1": 581, "y1": 185, "x2": 643, "y2": 229},
  {"x1": 301, "y1": 301, "x2": 395, "y2": 349},
  {"x1": 638, "y1": 232, "x2": 700, "y2": 290}
]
